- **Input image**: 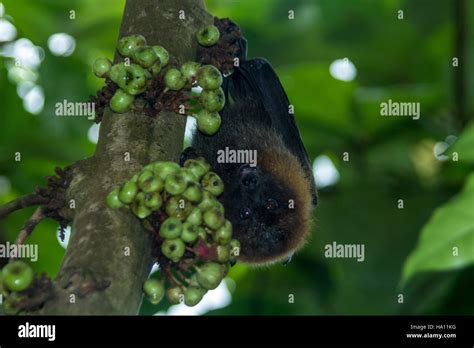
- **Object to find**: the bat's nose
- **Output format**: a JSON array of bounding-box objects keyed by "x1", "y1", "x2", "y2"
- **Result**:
[
  {"x1": 238, "y1": 163, "x2": 253, "y2": 175},
  {"x1": 239, "y1": 165, "x2": 260, "y2": 191}
]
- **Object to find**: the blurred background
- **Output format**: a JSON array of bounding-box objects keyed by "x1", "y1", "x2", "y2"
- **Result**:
[{"x1": 0, "y1": 0, "x2": 473, "y2": 315}]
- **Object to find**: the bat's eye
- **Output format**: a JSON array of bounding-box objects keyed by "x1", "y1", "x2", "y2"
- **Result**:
[
  {"x1": 240, "y1": 207, "x2": 252, "y2": 219},
  {"x1": 265, "y1": 198, "x2": 278, "y2": 211},
  {"x1": 242, "y1": 175, "x2": 258, "y2": 187}
]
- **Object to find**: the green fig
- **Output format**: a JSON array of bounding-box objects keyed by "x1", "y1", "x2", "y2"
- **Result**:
[
  {"x1": 197, "y1": 262, "x2": 223, "y2": 290},
  {"x1": 161, "y1": 238, "x2": 186, "y2": 262},
  {"x1": 160, "y1": 217, "x2": 182, "y2": 239},
  {"x1": 186, "y1": 207, "x2": 203, "y2": 226},
  {"x1": 180, "y1": 61, "x2": 201, "y2": 83},
  {"x1": 118, "y1": 181, "x2": 138, "y2": 204},
  {"x1": 164, "y1": 68, "x2": 186, "y2": 91},
  {"x1": 184, "y1": 286, "x2": 206, "y2": 306},
  {"x1": 106, "y1": 187, "x2": 124, "y2": 209},
  {"x1": 2, "y1": 261, "x2": 34, "y2": 292},
  {"x1": 165, "y1": 173, "x2": 188, "y2": 195},
  {"x1": 200, "y1": 87, "x2": 225, "y2": 112},
  {"x1": 196, "y1": 25, "x2": 220, "y2": 47},
  {"x1": 93, "y1": 57, "x2": 112, "y2": 78},
  {"x1": 181, "y1": 222, "x2": 199, "y2": 243},
  {"x1": 132, "y1": 46, "x2": 158, "y2": 68},
  {"x1": 194, "y1": 109, "x2": 221, "y2": 135},
  {"x1": 203, "y1": 207, "x2": 225, "y2": 230},
  {"x1": 201, "y1": 171, "x2": 224, "y2": 196},
  {"x1": 110, "y1": 89, "x2": 134, "y2": 113},
  {"x1": 196, "y1": 65, "x2": 222, "y2": 90},
  {"x1": 166, "y1": 286, "x2": 184, "y2": 304},
  {"x1": 151, "y1": 45, "x2": 169, "y2": 66},
  {"x1": 117, "y1": 34, "x2": 146, "y2": 57},
  {"x1": 213, "y1": 219, "x2": 232, "y2": 245},
  {"x1": 143, "y1": 279, "x2": 165, "y2": 305}
]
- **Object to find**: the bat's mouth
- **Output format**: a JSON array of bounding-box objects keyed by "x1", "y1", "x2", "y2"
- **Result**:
[{"x1": 234, "y1": 221, "x2": 289, "y2": 259}]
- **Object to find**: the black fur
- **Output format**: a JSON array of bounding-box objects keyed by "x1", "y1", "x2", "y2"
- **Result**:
[{"x1": 185, "y1": 58, "x2": 317, "y2": 264}]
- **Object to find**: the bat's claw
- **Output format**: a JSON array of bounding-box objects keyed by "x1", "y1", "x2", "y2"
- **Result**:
[
  {"x1": 180, "y1": 147, "x2": 199, "y2": 166},
  {"x1": 282, "y1": 254, "x2": 293, "y2": 265}
]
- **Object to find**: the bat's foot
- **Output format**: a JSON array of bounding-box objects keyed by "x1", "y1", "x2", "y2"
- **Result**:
[
  {"x1": 180, "y1": 147, "x2": 199, "y2": 166},
  {"x1": 196, "y1": 17, "x2": 247, "y2": 74}
]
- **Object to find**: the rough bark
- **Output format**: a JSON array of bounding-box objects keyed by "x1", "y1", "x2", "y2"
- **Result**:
[{"x1": 40, "y1": 0, "x2": 212, "y2": 315}]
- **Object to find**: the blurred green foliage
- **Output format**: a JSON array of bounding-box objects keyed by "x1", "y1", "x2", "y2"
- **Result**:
[
  {"x1": 402, "y1": 172, "x2": 474, "y2": 283},
  {"x1": 0, "y1": 0, "x2": 473, "y2": 315}
]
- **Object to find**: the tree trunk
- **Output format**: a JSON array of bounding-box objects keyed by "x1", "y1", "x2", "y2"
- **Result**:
[{"x1": 41, "y1": 0, "x2": 212, "y2": 315}]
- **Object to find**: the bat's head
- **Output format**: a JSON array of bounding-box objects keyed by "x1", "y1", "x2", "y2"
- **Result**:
[{"x1": 222, "y1": 143, "x2": 315, "y2": 265}]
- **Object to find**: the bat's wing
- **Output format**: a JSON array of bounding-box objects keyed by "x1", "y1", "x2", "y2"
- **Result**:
[{"x1": 224, "y1": 58, "x2": 318, "y2": 205}]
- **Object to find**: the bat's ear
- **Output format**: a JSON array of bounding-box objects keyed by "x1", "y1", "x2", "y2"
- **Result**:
[
  {"x1": 219, "y1": 17, "x2": 247, "y2": 63},
  {"x1": 236, "y1": 35, "x2": 248, "y2": 62},
  {"x1": 226, "y1": 87, "x2": 236, "y2": 106}
]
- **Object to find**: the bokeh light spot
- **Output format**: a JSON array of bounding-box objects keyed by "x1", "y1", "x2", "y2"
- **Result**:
[
  {"x1": 0, "y1": 18, "x2": 16, "y2": 42},
  {"x1": 48, "y1": 33, "x2": 76, "y2": 57},
  {"x1": 313, "y1": 155, "x2": 340, "y2": 188},
  {"x1": 88, "y1": 123, "x2": 100, "y2": 144},
  {"x1": 23, "y1": 85, "x2": 44, "y2": 114},
  {"x1": 57, "y1": 225, "x2": 71, "y2": 249},
  {"x1": 329, "y1": 58, "x2": 357, "y2": 82}
]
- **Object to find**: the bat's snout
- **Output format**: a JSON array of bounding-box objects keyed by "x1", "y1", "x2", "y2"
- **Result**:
[{"x1": 238, "y1": 164, "x2": 260, "y2": 191}]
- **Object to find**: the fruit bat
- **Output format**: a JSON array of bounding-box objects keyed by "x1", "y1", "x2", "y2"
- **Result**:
[{"x1": 182, "y1": 49, "x2": 317, "y2": 265}]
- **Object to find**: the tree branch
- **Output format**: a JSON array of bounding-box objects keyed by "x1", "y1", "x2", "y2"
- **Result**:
[
  {"x1": 39, "y1": 0, "x2": 212, "y2": 315},
  {"x1": 0, "y1": 193, "x2": 48, "y2": 220},
  {"x1": 15, "y1": 207, "x2": 46, "y2": 246}
]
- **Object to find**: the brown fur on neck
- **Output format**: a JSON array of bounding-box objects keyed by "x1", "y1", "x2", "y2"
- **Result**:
[{"x1": 240, "y1": 128, "x2": 314, "y2": 264}]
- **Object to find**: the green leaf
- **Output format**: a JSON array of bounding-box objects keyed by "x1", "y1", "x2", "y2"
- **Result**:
[
  {"x1": 402, "y1": 173, "x2": 474, "y2": 284},
  {"x1": 448, "y1": 122, "x2": 474, "y2": 163}
]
